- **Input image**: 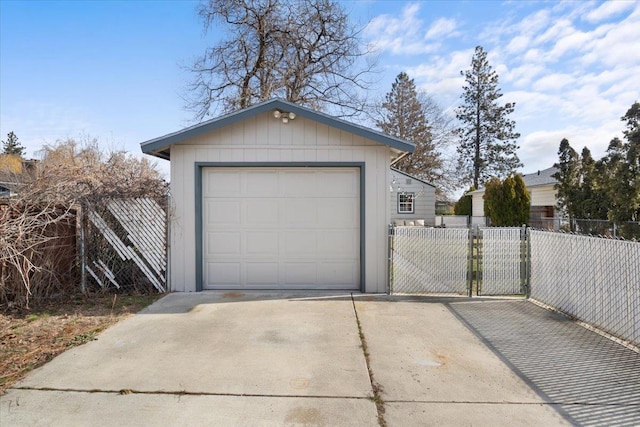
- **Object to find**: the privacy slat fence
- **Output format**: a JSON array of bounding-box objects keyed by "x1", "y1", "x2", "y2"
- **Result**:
[
  {"x1": 389, "y1": 225, "x2": 640, "y2": 348},
  {"x1": 529, "y1": 230, "x2": 640, "y2": 348},
  {"x1": 84, "y1": 198, "x2": 167, "y2": 293},
  {"x1": 478, "y1": 227, "x2": 525, "y2": 296},
  {"x1": 390, "y1": 227, "x2": 470, "y2": 295}
]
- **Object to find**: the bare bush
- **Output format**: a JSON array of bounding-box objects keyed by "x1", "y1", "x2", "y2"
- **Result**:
[{"x1": 0, "y1": 139, "x2": 168, "y2": 309}]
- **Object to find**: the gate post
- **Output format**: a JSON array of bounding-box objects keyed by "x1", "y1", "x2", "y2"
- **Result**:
[{"x1": 467, "y1": 226, "x2": 474, "y2": 297}]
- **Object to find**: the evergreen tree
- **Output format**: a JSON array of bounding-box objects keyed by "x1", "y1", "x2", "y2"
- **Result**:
[
  {"x1": 2, "y1": 131, "x2": 25, "y2": 157},
  {"x1": 483, "y1": 175, "x2": 529, "y2": 226},
  {"x1": 513, "y1": 174, "x2": 531, "y2": 226},
  {"x1": 453, "y1": 187, "x2": 475, "y2": 216},
  {"x1": 552, "y1": 138, "x2": 580, "y2": 223},
  {"x1": 577, "y1": 148, "x2": 607, "y2": 221},
  {"x1": 378, "y1": 72, "x2": 442, "y2": 183},
  {"x1": 456, "y1": 46, "x2": 521, "y2": 188}
]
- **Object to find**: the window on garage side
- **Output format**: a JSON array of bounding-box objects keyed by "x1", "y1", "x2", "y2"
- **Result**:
[{"x1": 398, "y1": 192, "x2": 415, "y2": 214}]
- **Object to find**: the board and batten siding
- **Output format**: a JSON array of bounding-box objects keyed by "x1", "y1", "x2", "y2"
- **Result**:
[
  {"x1": 169, "y1": 111, "x2": 392, "y2": 293},
  {"x1": 389, "y1": 170, "x2": 436, "y2": 226}
]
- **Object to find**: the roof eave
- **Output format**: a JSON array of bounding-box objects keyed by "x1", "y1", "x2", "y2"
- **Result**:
[{"x1": 140, "y1": 99, "x2": 415, "y2": 160}]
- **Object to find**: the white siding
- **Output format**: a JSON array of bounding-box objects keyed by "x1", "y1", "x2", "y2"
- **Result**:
[
  {"x1": 472, "y1": 193, "x2": 484, "y2": 217},
  {"x1": 389, "y1": 170, "x2": 436, "y2": 226},
  {"x1": 169, "y1": 111, "x2": 391, "y2": 293},
  {"x1": 530, "y1": 185, "x2": 557, "y2": 208}
]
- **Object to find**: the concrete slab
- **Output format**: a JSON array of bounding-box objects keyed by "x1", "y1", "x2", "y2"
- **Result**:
[
  {"x1": 353, "y1": 297, "x2": 552, "y2": 405},
  {"x1": 385, "y1": 402, "x2": 569, "y2": 426},
  {"x1": 2, "y1": 389, "x2": 378, "y2": 427},
  {"x1": 1, "y1": 292, "x2": 376, "y2": 427},
  {"x1": 15, "y1": 292, "x2": 371, "y2": 397}
]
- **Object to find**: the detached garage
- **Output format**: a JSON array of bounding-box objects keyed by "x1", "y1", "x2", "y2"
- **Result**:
[{"x1": 141, "y1": 99, "x2": 414, "y2": 293}]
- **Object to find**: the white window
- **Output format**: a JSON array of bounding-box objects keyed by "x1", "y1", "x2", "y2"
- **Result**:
[{"x1": 398, "y1": 193, "x2": 415, "y2": 214}]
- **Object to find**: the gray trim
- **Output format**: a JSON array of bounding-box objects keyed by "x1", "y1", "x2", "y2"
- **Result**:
[
  {"x1": 141, "y1": 99, "x2": 415, "y2": 159},
  {"x1": 194, "y1": 162, "x2": 366, "y2": 292}
]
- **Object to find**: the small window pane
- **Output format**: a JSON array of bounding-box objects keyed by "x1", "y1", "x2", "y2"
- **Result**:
[{"x1": 398, "y1": 193, "x2": 415, "y2": 214}]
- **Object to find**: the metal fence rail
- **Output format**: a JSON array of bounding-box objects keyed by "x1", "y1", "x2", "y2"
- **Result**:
[
  {"x1": 529, "y1": 230, "x2": 640, "y2": 347},
  {"x1": 479, "y1": 227, "x2": 525, "y2": 295},
  {"x1": 390, "y1": 227, "x2": 469, "y2": 295}
]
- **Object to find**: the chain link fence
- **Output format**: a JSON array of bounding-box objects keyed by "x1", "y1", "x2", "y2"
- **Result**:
[
  {"x1": 478, "y1": 227, "x2": 525, "y2": 296},
  {"x1": 390, "y1": 227, "x2": 469, "y2": 295},
  {"x1": 82, "y1": 198, "x2": 168, "y2": 293},
  {"x1": 529, "y1": 230, "x2": 640, "y2": 348},
  {"x1": 530, "y1": 217, "x2": 640, "y2": 240}
]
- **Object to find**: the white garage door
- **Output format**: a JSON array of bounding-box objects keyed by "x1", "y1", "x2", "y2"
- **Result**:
[{"x1": 202, "y1": 167, "x2": 360, "y2": 289}]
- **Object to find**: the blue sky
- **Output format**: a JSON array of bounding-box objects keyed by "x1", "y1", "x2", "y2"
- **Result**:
[{"x1": 1, "y1": 0, "x2": 639, "y2": 181}]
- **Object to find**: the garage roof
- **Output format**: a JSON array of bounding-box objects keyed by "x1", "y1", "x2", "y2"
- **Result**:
[{"x1": 140, "y1": 98, "x2": 416, "y2": 160}]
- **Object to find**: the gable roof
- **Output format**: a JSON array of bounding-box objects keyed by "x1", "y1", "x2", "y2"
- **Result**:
[
  {"x1": 390, "y1": 167, "x2": 436, "y2": 188},
  {"x1": 520, "y1": 166, "x2": 558, "y2": 187},
  {"x1": 140, "y1": 98, "x2": 416, "y2": 160},
  {"x1": 468, "y1": 166, "x2": 558, "y2": 195}
]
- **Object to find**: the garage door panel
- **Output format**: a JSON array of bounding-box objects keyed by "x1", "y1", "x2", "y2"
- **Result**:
[
  {"x1": 205, "y1": 170, "x2": 241, "y2": 196},
  {"x1": 245, "y1": 170, "x2": 279, "y2": 196},
  {"x1": 281, "y1": 231, "x2": 317, "y2": 255},
  {"x1": 317, "y1": 200, "x2": 358, "y2": 227},
  {"x1": 284, "y1": 263, "x2": 317, "y2": 284},
  {"x1": 206, "y1": 200, "x2": 241, "y2": 225},
  {"x1": 203, "y1": 167, "x2": 359, "y2": 290},
  {"x1": 317, "y1": 231, "x2": 358, "y2": 256},
  {"x1": 206, "y1": 231, "x2": 241, "y2": 255},
  {"x1": 318, "y1": 170, "x2": 359, "y2": 197},
  {"x1": 283, "y1": 200, "x2": 318, "y2": 225},
  {"x1": 206, "y1": 262, "x2": 241, "y2": 285},
  {"x1": 281, "y1": 171, "x2": 316, "y2": 196},
  {"x1": 245, "y1": 263, "x2": 279, "y2": 285},
  {"x1": 245, "y1": 232, "x2": 279, "y2": 255},
  {"x1": 319, "y1": 262, "x2": 358, "y2": 285},
  {"x1": 245, "y1": 200, "x2": 279, "y2": 225}
]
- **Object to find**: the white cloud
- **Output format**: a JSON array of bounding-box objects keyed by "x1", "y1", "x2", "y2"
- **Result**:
[
  {"x1": 584, "y1": 0, "x2": 636, "y2": 23},
  {"x1": 424, "y1": 17, "x2": 459, "y2": 40},
  {"x1": 365, "y1": 3, "x2": 439, "y2": 55}
]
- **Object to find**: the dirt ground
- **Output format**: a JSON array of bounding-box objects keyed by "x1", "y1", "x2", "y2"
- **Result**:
[{"x1": 0, "y1": 293, "x2": 163, "y2": 394}]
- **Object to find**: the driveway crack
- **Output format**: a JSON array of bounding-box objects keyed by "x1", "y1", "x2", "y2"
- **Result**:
[{"x1": 351, "y1": 293, "x2": 386, "y2": 427}]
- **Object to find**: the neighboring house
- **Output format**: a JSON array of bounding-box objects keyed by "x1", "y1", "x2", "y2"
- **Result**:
[
  {"x1": 469, "y1": 166, "x2": 559, "y2": 224},
  {"x1": 141, "y1": 98, "x2": 415, "y2": 293},
  {"x1": 389, "y1": 168, "x2": 436, "y2": 226}
]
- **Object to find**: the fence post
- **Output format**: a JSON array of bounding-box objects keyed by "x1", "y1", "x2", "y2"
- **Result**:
[
  {"x1": 387, "y1": 224, "x2": 394, "y2": 295},
  {"x1": 79, "y1": 208, "x2": 86, "y2": 293}
]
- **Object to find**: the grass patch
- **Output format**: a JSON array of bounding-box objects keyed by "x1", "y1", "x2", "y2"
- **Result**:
[{"x1": 0, "y1": 292, "x2": 164, "y2": 394}]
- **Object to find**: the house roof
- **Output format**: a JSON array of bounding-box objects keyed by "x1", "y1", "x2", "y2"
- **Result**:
[
  {"x1": 140, "y1": 98, "x2": 416, "y2": 160},
  {"x1": 390, "y1": 167, "x2": 436, "y2": 188},
  {"x1": 520, "y1": 166, "x2": 558, "y2": 187},
  {"x1": 468, "y1": 166, "x2": 558, "y2": 195}
]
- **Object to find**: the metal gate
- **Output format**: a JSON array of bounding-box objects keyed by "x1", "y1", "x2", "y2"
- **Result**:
[
  {"x1": 476, "y1": 227, "x2": 526, "y2": 296},
  {"x1": 389, "y1": 226, "x2": 526, "y2": 296}
]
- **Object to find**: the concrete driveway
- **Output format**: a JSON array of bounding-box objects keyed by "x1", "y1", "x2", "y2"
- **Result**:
[{"x1": 2, "y1": 292, "x2": 636, "y2": 426}]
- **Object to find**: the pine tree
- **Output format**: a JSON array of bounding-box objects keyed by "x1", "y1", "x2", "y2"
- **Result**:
[
  {"x1": 456, "y1": 46, "x2": 521, "y2": 188},
  {"x1": 2, "y1": 131, "x2": 25, "y2": 157},
  {"x1": 378, "y1": 72, "x2": 442, "y2": 183}
]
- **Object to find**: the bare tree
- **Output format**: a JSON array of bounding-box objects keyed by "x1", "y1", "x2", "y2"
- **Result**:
[{"x1": 185, "y1": 0, "x2": 374, "y2": 120}]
